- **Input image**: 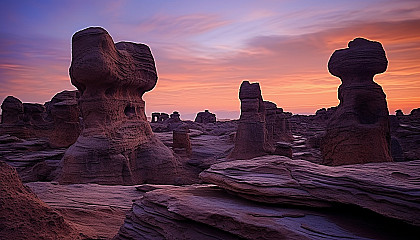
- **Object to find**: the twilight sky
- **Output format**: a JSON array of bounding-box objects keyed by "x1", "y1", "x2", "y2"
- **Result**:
[{"x1": 1, "y1": 0, "x2": 419, "y2": 119}]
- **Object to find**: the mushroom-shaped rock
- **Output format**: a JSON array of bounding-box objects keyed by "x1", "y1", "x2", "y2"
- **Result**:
[
  {"x1": 321, "y1": 38, "x2": 392, "y2": 165},
  {"x1": 59, "y1": 27, "x2": 181, "y2": 185}
]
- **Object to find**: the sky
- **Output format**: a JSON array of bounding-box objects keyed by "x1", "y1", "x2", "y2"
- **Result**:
[{"x1": 1, "y1": 0, "x2": 419, "y2": 120}]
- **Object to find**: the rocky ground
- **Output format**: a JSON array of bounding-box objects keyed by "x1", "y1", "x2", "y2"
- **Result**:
[{"x1": 1, "y1": 115, "x2": 420, "y2": 239}]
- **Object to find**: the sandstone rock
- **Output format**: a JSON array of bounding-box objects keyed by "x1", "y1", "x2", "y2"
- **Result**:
[
  {"x1": 0, "y1": 161, "x2": 80, "y2": 240},
  {"x1": 229, "y1": 81, "x2": 273, "y2": 159},
  {"x1": 26, "y1": 181, "x2": 143, "y2": 239},
  {"x1": 396, "y1": 109, "x2": 404, "y2": 116},
  {"x1": 0, "y1": 135, "x2": 65, "y2": 182},
  {"x1": 172, "y1": 125, "x2": 192, "y2": 156},
  {"x1": 45, "y1": 90, "x2": 81, "y2": 148},
  {"x1": 0, "y1": 91, "x2": 80, "y2": 148},
  {"x1": 321, "y1": 38, "x2": 392, "y2": 165},
  {"x1": 151, "y1": 112, "x2": 169, "y2": 123},
  {"x1": 1, "y1": 96, "x2": 24, "y2": 124},
  {"x1": 115, "y1": 184, "x2": 419, "y2": 240},
  {"x1": 264, "y1": 101, "x2": 293, "y2": 144},
  {"x1": 195, "y1": 109, "x2": 216, "y2": 123},
  {"x1": 200, "y1": 156, "x2": 420, "y2": 226},
  {"x1": 59, "y1": 27, "x2": 181, "y2": 185}
]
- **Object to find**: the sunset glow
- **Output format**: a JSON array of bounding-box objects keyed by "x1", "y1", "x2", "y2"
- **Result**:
[{"x1": 1, "y1": 0, "x2": 419, "y2": 119}]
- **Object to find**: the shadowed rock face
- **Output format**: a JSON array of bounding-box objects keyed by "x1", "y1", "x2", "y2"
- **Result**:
[
  {"x1": 229, "y1": 81, "x2": 274, "y2": 160},
  {"x1": 59, "y1": 27, "x2": 181, "y2": 185},
  {"x1": 321, "y1": 38, "x2": 392, "y2": 165}
]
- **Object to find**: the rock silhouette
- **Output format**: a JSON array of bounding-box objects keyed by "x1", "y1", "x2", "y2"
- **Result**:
[
  {"x1": 195, "y1": 109, "x2": 216, "y2": 123},
  {"x1": 229, "y1": 81, "x2": 274, "y2": 159},
  {"x1": 59, "y1": 27, "x2": 181, "y2": 185},
  {"x1": 321, "y1": 38, "x2": 392, "y2": 165}
]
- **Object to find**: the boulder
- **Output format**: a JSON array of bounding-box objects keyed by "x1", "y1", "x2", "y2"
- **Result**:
[
  {"x1": 321, "y1": 38, "x2": 392, "y2": 165},
  {"x1": 59, "y1": 27, "x2": 181, "y2": 185},
  {"x1": 0, "y1": 161, "x2": 80, "y2": 239},
  {"x1": 200, "y1": 156, "x2": 420, "y2": 226}
]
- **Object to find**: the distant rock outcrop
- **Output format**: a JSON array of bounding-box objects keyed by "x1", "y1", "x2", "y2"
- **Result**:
[
  {"x1": 321, "y1": 38, "x2": 392, "y2": 165},
  {"x1": 0, "y1": 161, "x2": 80, "y2": 239},
  {"x1": 59, "y1": 27, "x2": 181, "y2": 185},
  {"x1": 195, "y1": 109, "x2": 216, "y2": 123},
  {"x1": 229, "y1": 81, "x2": 274, "y2": 159},
  {"x1": 0, "y1": 91, "x2": 80, "y2": 148}
]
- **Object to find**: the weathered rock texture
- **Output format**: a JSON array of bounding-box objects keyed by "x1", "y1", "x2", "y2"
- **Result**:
[
  {"x1": 115, "y1": 184, "x2": 419, "y2": 240},
  {"x1": 200, "y1": 156, "x2": 420, "y2": 226},
  {"x1": 172, "y1": 126, "x2": 192, "y2": 156},
  {"x1": 195, "y1": 109, "x2": 216, "y2": 123},
  {"x1": 321, "y1": 38, "x2": 392, "y2": 165},
  {"x1": 59, "y1": 27, "x2": 181, "y2": 185},
  {"x1": 229, "y1": 81, "x2": 273, "y2": 159},
  {"x1": 0, "y1": 91, "x2": 80, "y2": 148},
  {"x1": 26, "y1": 182, "x2": 143, "y2": 239},
  {"x1": 264, "y1": 101, "x2": 293, "y2": 143},
  {"x1": 0, "y1": 161, "x2": 80, "y2": 240}
]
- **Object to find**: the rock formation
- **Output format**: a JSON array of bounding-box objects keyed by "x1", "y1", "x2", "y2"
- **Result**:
[
  {"x1": 195, "y1": 109, "x2": 216, "y2": 123},
  {"x1": 172, "y1": 125, "x2": 192, "y2": 156},
  {"x1": 115, "y1": 184, "x2": 419, "y2": 240},
  {"x1": 0, "y1": 161, "x2": 80, "y2": 239},
  {"x1": 229, "y1": 81, "x2": 273, "y2": 159},
  {"x1": 59, "y1": 27, "x2": 181, "y2": 185},
  {"x1": 321, "y1": 38, "x2": 392, "y2": 165},
  {"x1": 264, "y1": 101, "x2": 293, "y2": 143},
  {"x1": 151, "y1": 112, "x2": 169, "y2": 123},
  {"x1": 0, "y1": 91, "x2": 80, "y2": 148},
  {"x1": 200, "y1": 156, "x2": 420, "y2": 227}
]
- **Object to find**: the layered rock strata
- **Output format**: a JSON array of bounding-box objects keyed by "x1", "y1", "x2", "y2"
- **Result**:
[
  {"x1": 321, "y1": 38, "x2": 392, "y2": 165},
  {"x1": 115, "y1": 184, "x2": 419, "y2": 240},
  {"x1": 229, "y1": 81, "x2": 273, "y2": 159},
  {"x1": 264, "y1": 101, "x2": 293, "y2": 143},
  {"x1": 200, "y1": 156, "x2": 420, "y2": 226},
  {"x1": 59, "y1": 27, "x2": 181, "y2": 185}
]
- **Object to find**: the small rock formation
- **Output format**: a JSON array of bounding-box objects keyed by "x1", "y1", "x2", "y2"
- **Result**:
[
  {"x1": 170, "y1": 111, "x2": 181, "y2": 121},
  {"x1": 0, "y1": 161, "x2": 80, "y2": 239},
  {"x1": 1, "y1": 96, "x2": 24, "y2": 124},
  {"x1": 200, "y1": 156, "x2": 420, "y2": 227},
  {"x1": 321, "y1": 38, "x2": 392, "y2": 165},
  {"x1": 194, "y1": 109, "x2": 216, "y2": 123},
  {"x1": 151, "y1": 112, "x2": 169, "y2": 123},
  {"x1": 395, "y1": 109, "x2": 404, "y2": 116},
  {"x1": 0, "y1": 91, "x2": 80, "y2": 148},
  {"x1": 229, "y1": 81, "x2": 273, "y2": 159},
  {"x1": 59, "y1": 27, "x2": 181, "y2": 185},
  {"x1": 172, "y1": 125, "x2": 192, "y2": 156},
  {"x1": 264, "y1": 101, "x2": 293, "y2": 143}
]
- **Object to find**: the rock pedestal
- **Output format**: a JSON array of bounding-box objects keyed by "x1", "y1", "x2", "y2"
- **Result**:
[
  {"x1": 59, "y1": 27, "x2": 181, "y2": 185},
  {"x1": 229, "y1": 81, "x2": 273, "y2": 159},
  {"x1": 321, "y1": 38, "x2": 392, "y2": 165}
]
